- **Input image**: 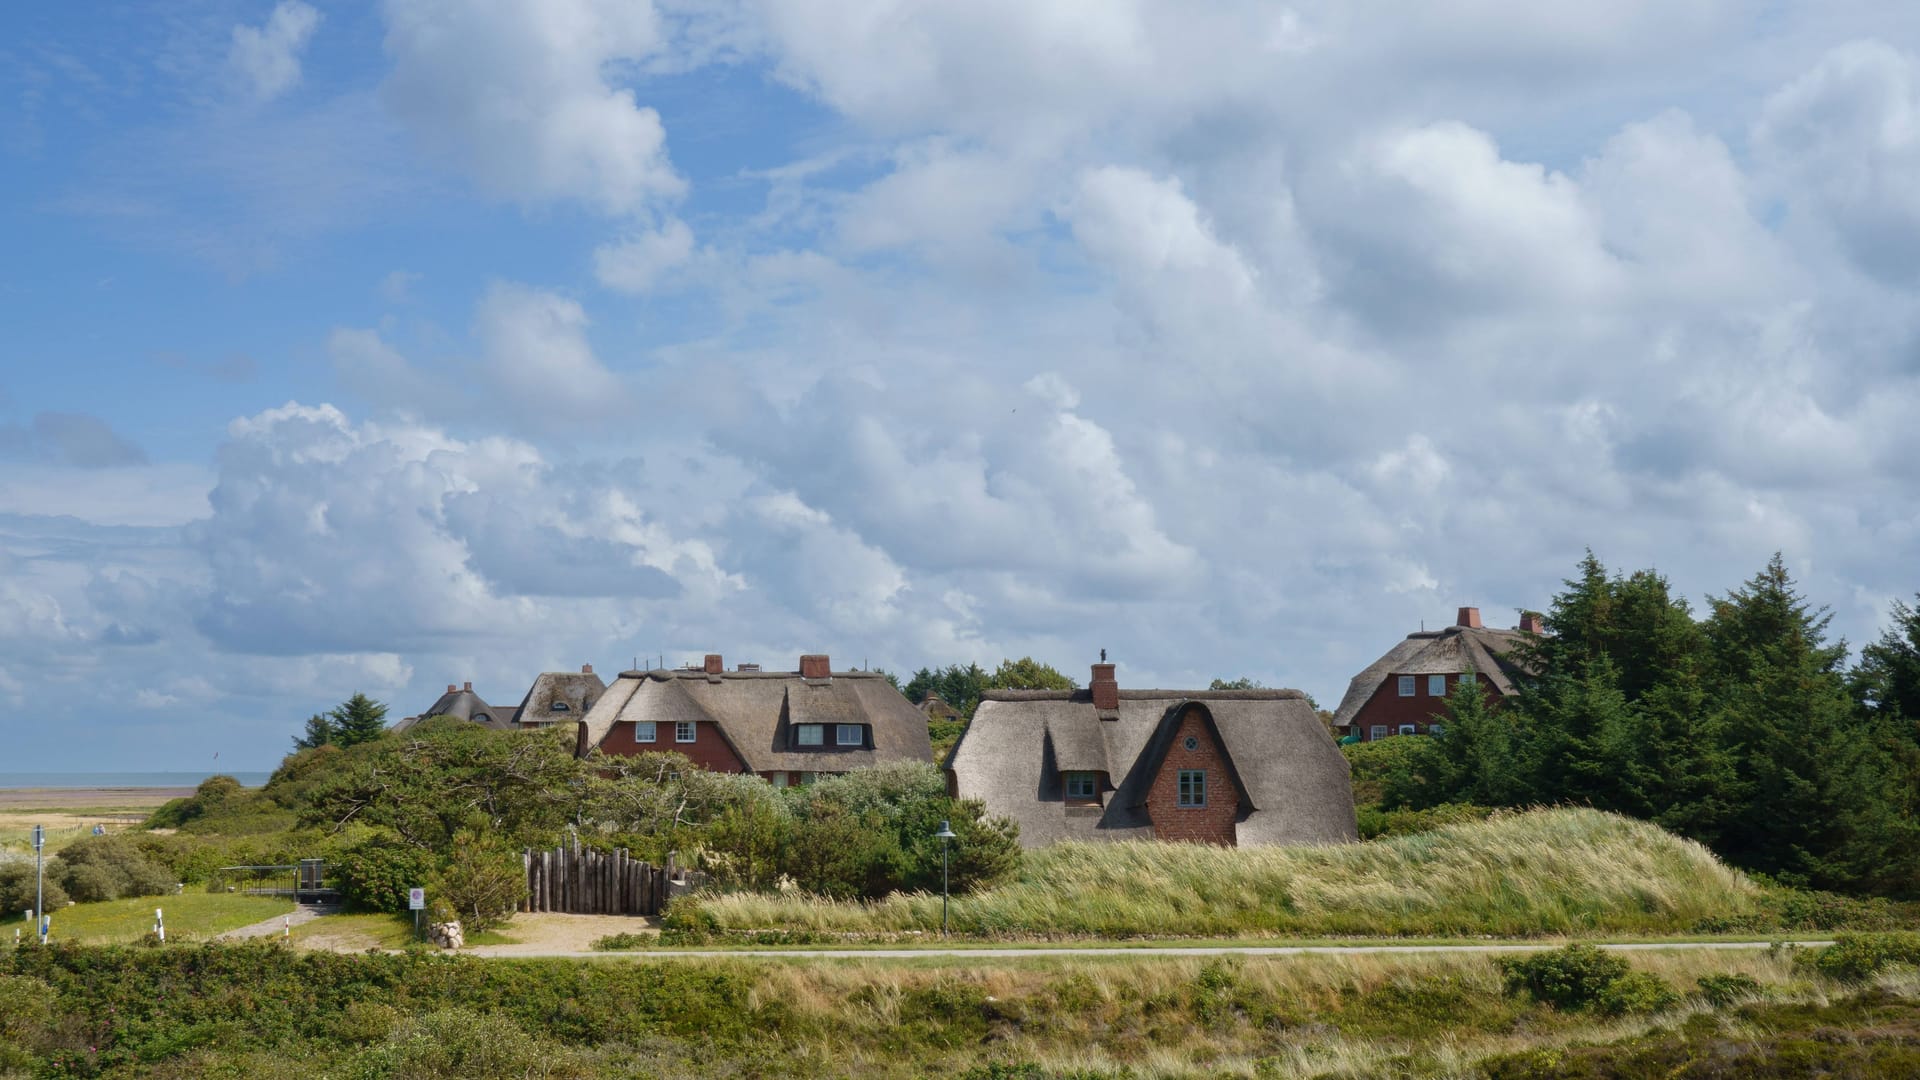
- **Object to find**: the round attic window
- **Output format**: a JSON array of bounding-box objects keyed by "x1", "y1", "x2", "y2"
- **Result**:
[{"x1": 1183, "y1": 736, "x2": 1199, "y2": 752}]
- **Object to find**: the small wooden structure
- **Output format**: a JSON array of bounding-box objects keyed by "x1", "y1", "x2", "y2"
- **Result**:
[
  {"x1": 522, "y1": 840, "x2": 670, "y2": 916},
  {"x1": 211, "y1": 861, "x2": 339, "y2": 903}
]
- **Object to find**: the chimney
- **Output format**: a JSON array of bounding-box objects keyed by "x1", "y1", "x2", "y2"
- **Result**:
[
  {"x1": 800, "y1": 654, "x2": 831, "y2": 680},
  {"x1": 1455, "y1": 607, "x2": 1482, "y2": 629},
  {"x1": 703, "y1": 653, "x2": 723, "y2": 675},
  {"x1": 463, "y1": 681, "x2": 473, "y2": 692},
  {"x1": 581, "y1": 663, "x2": 593, "y2": 675},
  {"x1": 446, "y1": 684, "x2": 457, "y2": 694},
  {"x1": 1091, "y1": 661, "x2": 1119, "y2": 712},
  {"x1": 1519, "y1": 612, "x2": 1544, "y2": 635}
]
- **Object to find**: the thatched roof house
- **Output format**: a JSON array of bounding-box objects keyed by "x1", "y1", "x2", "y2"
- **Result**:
[
  {"x1": 512, "y1": 665, "x2": 608, "y2": 730},
  {"x1": 947, "y1": 661, "x2": 1356, "y2": 847},
  {"x1": 1332, "y1": 606, "x2": 1538, "y2": 742},
  {"x1": 577, "y1": 653, "x2": 934, "y2": 784},
  {"x1": 393, "y1": 682, "x2": 514, "y2": 733}
]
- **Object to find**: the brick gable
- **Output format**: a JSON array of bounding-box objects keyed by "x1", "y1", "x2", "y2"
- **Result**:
[{"x1": 1145, "y1": 706, "x2": 1240, "y2": 845}]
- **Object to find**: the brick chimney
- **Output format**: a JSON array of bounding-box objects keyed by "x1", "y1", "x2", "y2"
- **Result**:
[
  {"x1": 581, "y1": 663, "x2": 594, "y2": 674},
  {"x1": 703, "y1": 653, "x2": 723, "y2": 675},
  {"x1": 800, "y1": 654, "x2": 831, "y2": 680},
  {"x1": 1519, "y1": 612, "x2": 1545, "y2": 635},
  {"x1": 1455, "y1": 607, "x2": 1482, "y2": 629},
  {"x1": 1091, "y1": 661, "x2": 1119, "y2": 712},
  {"x1": 446, "y1": 683, "x2": 457, "y2": 694},
  {"x1": 463, "y1": 681, "x2": 473, "y2": 692}
]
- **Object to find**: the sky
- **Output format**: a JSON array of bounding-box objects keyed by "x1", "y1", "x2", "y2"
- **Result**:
[{"x1": 6, "y1": 1, "x2": 1920, "y2": 771}]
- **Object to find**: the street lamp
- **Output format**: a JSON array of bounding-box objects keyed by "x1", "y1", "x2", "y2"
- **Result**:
[{"x1": 934, "y1": 820, "x2": 957, "y2": 935}]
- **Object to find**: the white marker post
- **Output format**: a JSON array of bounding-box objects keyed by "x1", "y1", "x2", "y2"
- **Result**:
[
  {"x1": 154, "y1": 908, "x2": 164, "y2": 943},
  {"x1": 32, "y1": 825, "x2": 45, "y2": 944}
]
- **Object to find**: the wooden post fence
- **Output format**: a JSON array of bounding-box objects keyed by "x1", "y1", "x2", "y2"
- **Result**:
[{"x1": 522, "y1": 845, "x2": 669, "y2": 916}]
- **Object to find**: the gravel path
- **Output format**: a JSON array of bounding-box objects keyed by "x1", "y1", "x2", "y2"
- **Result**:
[{"x1": 219, "y1": 903, "x2": 339, "y2": 941}]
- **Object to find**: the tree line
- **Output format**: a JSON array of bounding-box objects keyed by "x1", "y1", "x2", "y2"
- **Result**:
[{"x1": 1386, "y1": 552, "x2": 1920, "y2": 897}]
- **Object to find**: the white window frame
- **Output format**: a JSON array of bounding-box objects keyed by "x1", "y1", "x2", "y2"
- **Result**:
[
  {"x1": 1397, "y1": 675, "x2": 1415, "y2": 697},
  {"x1": 634, "y1": 721, "x2": 657, "y2": 743},
  {"x1": 769, "y1": 771, "x2": 789, "y2": 788},
  {"x1": 1370, "y1": 725, "x2": 1388, "y2": 741},
  {"x1": 1428, "y1": 674, "x2": 1447, "y2": 697},
  {"x1": 1177, "y1": 769, "x2": 1207, "y2": 807},
  {"x1": 836, "y1": 723, "x2": 863, "y2": 746},
  {"x1": 1399, "y1": 723, "x2": 1418, "y2": 736},
  {"x1": 675, "y1": 720, "x2": 696, "y2": 743},
  {"x1": 550, "y1": 701, "x2": 570, "y2": 712},
  {"x1": 1065, "y1": 772, "x2": 1097, "y2": 799},
  {"x1": 1461, "y1": 672, "x2": 1476, "y2": 687},
  {"x1": 795, "y1": 724, "x2": 824, "y2": 747},
  {"x1": 1428, "y1": 722, "x2": 1446, "y2": 737}
]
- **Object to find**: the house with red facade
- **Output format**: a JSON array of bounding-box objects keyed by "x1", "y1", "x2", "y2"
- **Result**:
[
  {"x1": 945, "y1": 660, "x2": 1356, "y2": 847},
  {"x1": 1331, "y1": 607, "x2": 1539, "y2": 742},
  {"x1": 575, "y1": 653, "x2": 934, "y2": 783}
]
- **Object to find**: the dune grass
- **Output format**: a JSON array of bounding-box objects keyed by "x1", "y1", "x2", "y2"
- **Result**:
[
  {"x1": 1, "y1": 893, "x2": 292, "y2": 944},
  {"x1": 687, "y1": 808, "x2": 1766, "y2": 939}
]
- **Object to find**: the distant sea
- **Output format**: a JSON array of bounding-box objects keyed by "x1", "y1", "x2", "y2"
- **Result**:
[{"x1": 0, "y1": 772, "x2": 274, "y2": 790}]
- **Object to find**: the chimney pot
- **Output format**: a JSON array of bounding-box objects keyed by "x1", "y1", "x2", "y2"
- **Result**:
[
  {"x1": 703, "y1": 653, "x2": 723, "y2": 675},
  {"x1": 799, "y1": 654, "x2": 831, "y2": 680},
  {"x1": 582, "y1": 663, "x2": 593, "y2": 674},
  {"x1": 1456, "y1": 607, "x2": 1482, "y2": 629},
  {"x1": 1091, "y1": 661, "x2": 1119, "y2": 712}
]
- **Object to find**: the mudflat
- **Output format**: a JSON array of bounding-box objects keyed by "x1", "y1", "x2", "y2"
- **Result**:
[{"x1": 0, "y1": 787, "x2": 187, "y2": 812}]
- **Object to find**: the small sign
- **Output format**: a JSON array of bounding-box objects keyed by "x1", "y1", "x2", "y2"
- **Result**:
[{"x1": 408, "y1": 888, "x2": 425, "y2": 911}]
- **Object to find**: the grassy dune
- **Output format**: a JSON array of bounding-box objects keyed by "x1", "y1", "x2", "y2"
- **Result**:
[
  {"x1": 1, "y1": 894, "x2": 292, "y2": 944},
  {"x1": 690, "y1": 808, "x2": 1765, "y2": 938}
]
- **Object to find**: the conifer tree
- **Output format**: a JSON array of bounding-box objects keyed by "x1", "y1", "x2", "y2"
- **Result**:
[
  {"x1": 329, "y1": 692, "x2": 390, "y2": 747},
  {"x1": 292, "y1": 713, "x2": 336, "y2": 752}
]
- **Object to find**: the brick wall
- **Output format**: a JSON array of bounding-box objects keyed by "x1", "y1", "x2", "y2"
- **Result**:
[
  {"x1": 1145, "y1": 707, "x2": 1240, "y2": 846},
  {"x1": 598, "y1": 719, "x2": 747, "y2": 772},
  {"x1": 1349, "y1": 673, "x2": 1503, "y2": 740}
]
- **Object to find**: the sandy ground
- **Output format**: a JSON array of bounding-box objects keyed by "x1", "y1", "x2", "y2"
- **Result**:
[
  {"x1": 220, "y1": 903, "x2": 338, "y2": 941},
  {"x1": 0, "y1": 788, "x2": 189, "y2": 811},
  {"x1": 466, "y1": 913, "x2": 660, "y2": 956}
]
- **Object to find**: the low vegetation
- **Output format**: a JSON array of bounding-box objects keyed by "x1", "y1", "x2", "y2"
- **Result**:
[
  {"x1": 675, "y1": 808, "x2": 1768, "y2": 940},
  {"x1": 0, "y1": 936, "x2": 1916, "y2": 1077},
  {"x1": 0, "y1": 894, "x2": 292, "y2": 944}
]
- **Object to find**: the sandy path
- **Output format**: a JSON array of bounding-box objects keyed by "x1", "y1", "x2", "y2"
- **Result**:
[
  {"x1": 219, "y1": 903, "x2": 339, "y2": 941},
  {"x1": 464, "y1": 913, "x2": 659, "y2": 956}
]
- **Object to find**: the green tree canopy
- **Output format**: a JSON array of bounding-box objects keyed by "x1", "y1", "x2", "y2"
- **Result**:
[{"x1": 329, "y1": 693, "x2": 389, "y2": 747}]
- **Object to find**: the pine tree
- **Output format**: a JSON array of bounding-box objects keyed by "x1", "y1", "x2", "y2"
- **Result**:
[
  {"x1": 329, "y1": 693, "x2": 390, "y2": 747},
  {"x1": 292, "y1": 713, "x2": 336, "y2": 752},
  {"x1": 1852, "y1": 596, "x2": 1920, "y2": 731}
]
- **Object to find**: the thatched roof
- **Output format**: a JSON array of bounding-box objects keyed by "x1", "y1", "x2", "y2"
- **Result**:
[
  {"x1": 578, "y1": 666, "x2": 933, "y2": 772},
  {"x1": 948, "y1": 688, "x2": 1356, "y2": 847},
  {"x1": 512, "y1": 670, "x2": 608, "y2": 727},
  {"x1": 393, "y1": 686, "x2": 514, "y2": 733},
  {"x1": 1330, "y1": 622, "x2": 1531, "y2": 730}
]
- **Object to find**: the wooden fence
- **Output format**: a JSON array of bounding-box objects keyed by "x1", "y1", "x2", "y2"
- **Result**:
[{"x1": 522, "y1": 843, "x2": 670, "y2": 916}]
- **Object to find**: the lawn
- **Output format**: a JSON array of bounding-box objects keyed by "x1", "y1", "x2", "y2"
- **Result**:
[
  {"x1": 288, "y1": 912, "x2": 519, "y2": 950},
  {"x1": 1, "y1": 893, "x2": 293, "y2": 944}
]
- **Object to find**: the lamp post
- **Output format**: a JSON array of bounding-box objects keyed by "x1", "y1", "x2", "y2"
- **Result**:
[
  {"x1": 934, "y1": 820, "x2": 957, "y2": 935},
  {"x1": 32, "y1": 825, "x2": 44, "y2": 944}
]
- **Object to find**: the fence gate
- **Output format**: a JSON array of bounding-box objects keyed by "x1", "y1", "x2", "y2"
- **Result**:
[{"x1": 522, "y1": 841, "x2": 670, "y2": 916}]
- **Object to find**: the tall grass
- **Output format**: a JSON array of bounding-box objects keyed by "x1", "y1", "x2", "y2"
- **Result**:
[{"x1": 691, "y1": 808, "x2": 1763, "y2": 938}]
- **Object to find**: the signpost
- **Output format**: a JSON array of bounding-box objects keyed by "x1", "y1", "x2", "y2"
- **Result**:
[
  {"x1": 31, "y1": 825, "x2": 44, "y2": 944},
  {"x1": 409, "y1": 887, "x2": 425, "y2": 941}
]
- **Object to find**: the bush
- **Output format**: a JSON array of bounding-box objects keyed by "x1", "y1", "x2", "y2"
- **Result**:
[
  {"x1": 1795, "y1": 933, "x2": 1920, "y2": 984},
  {"x1": 1499, "y1": 944, "x2": 1630, "y2": 1010},
  {"x1": 49, "y1": 835, "x2": 174, "y2": 903},
  {"x1": 0, "y1": 973, "x2": 53, "y2": 1049},
  {"x1": 0, "y1": 863, "x2": 68, "y2": 916},
  {"x1": 1696, "y1": 973, "x2": 1762, "y2": 1007},
  {"x1": 346, "y1": 1008, "x2": 581, "y2": 1079},
  {"x1": 431, "y1": 830, "x2": 525, "y2": 932},
  {"x1": 334, "y1": 834, "x2": 440, "y2": 914},
  {"x1": 1595, "y1": 971, "x2": 1679, "y2": 1016},
  {"x1": 56, "y1": 862, "x2": 120, "y2": 904},
  {"x1": 590, "y1": 932, "x2": 653, "y2": 951}
]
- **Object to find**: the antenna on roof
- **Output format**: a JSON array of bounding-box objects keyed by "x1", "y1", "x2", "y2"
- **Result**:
[{"x1": 1100, "y1": 648, "x2": 1106, "y2": 663}]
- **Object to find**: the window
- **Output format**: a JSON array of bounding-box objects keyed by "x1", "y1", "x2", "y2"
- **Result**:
[
  {"x1": 1460, "y1": 672, "x2": 1476, "y2": 687},
  {"x1": 1370, "y1": 725, "x2": 1388, "y2": 741},
  {"x1": 1399, "y1": 724, "x2": 1417, "y2": 736},
  {"x1": 836, "y1": 724, "x2": 863, "y2": 746},
  {"x1": 1397, "y1": 675, "x2": 1415, "y2": 697},
  {"x1": 1065, "y1": 772, "x2": 1097, "y2": 799},
  {"x1": 795, "y1": 724, "x2": 824, "y2": 746},
  {"x1": 1178, "y1": 769, "x2": 1207, "y2": 807},
  {"x1": 1428, "y1": 675, "x2": 1446, "y2": 697},
  {"x1": 474, "y1": 713, "x2": 491, "y2": 724},
  {"x1": 675, "y1": 720, "x2": 696, "y2": 743},
  {"x1": 550, "y1": 701, "x2": 570, "y2": 712},
  {"x1": 1429, "y1": 723, "x2": 1446, "y2": 737},
  {"x1": 769, "y1": 771, "x2": 788, "y2": 788},
  {"x1": 1182, "y1": 735, "x2": 1200, "y2": 752},
  {"x1": 799, "y1": 771, "x2": 818, "y2": 785},
  {"x1": 634, "y1": 721, "x2": 657, "y2": 743}
]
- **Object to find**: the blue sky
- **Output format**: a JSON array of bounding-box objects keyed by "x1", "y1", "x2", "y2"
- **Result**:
[{"x1": 6, "y1": 0, "x2": 1920, "y2": 771}]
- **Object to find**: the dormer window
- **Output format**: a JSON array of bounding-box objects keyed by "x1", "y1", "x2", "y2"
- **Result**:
[
  {"x1": 1065, "y1": 772, "x2": 1097, "y2": 800},
  {"x1": 550, "y1": 701, "x2": 570, "y2": 712},
  {"x1": 795, "y1": 724, "x2": 824, "y2": 746},
  {"x1": 474, "y1": 713, "x2": 492, "y2": 723},
  {"x1": 836, "y1": 724, "x2": 863, "y2": 746}
]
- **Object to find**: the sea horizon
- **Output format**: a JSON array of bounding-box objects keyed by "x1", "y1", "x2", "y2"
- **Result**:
[{"x1": 0, "y1": 771, "x2": 275, "y2": 790}]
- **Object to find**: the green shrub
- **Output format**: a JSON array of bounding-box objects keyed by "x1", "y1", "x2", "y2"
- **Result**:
[
  {"x1": 1696, "y1": 973, "x2": 1762, "y2": 1007},
  {"x1": 589, "y1": 932, "x2": 653, "y2": 951},
  {"x1": 49, "y1": 835, "x2": 175, "y2": 902},
  {"x1": 1499, "y1": 944, "x2": 1630, "y2": 1010},
  {"x1": 1595, "y1": 971, "x2": 1679, "y2": 1016},
  {"x1": 1356, "y1": 803, "x2": 1496, "y2": 840},
  {"x1": 0, "y1": 973, "x2": 53, "y2": 1050},
  {"x1": 333, "y1": 834, "x2": 440, "y2": 914},
  {"x1": 57, "y1": 862, "x2": 120, "y2": 904},
  {"x1": 1796, "y1": 933, "x2": 1920, "y2": 984},
  {"x1": 431, "y1": 831, "x2": 525, "y2": 932},
  {"x1": 346, "y1": 1008, "x2": 581, "y2": 1079},
  {"x1": 0, "y1": 863, "x2": 68, "y2": 915}
]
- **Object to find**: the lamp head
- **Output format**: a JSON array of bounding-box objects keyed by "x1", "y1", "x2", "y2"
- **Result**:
[{"x1": 934, "y1": 820, "x2": 957, "y2": 840}]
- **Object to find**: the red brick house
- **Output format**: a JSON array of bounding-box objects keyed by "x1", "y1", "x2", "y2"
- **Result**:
[
  {"x1": 1332, "y1": 607, "x2": 1539, "y2": 742},
  {"x1": 575, "y1": 654, "x2": 933, "y2": 782},
  {"x1": 945, "y1": 660, "x2": 1356, "y2": 847}
]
